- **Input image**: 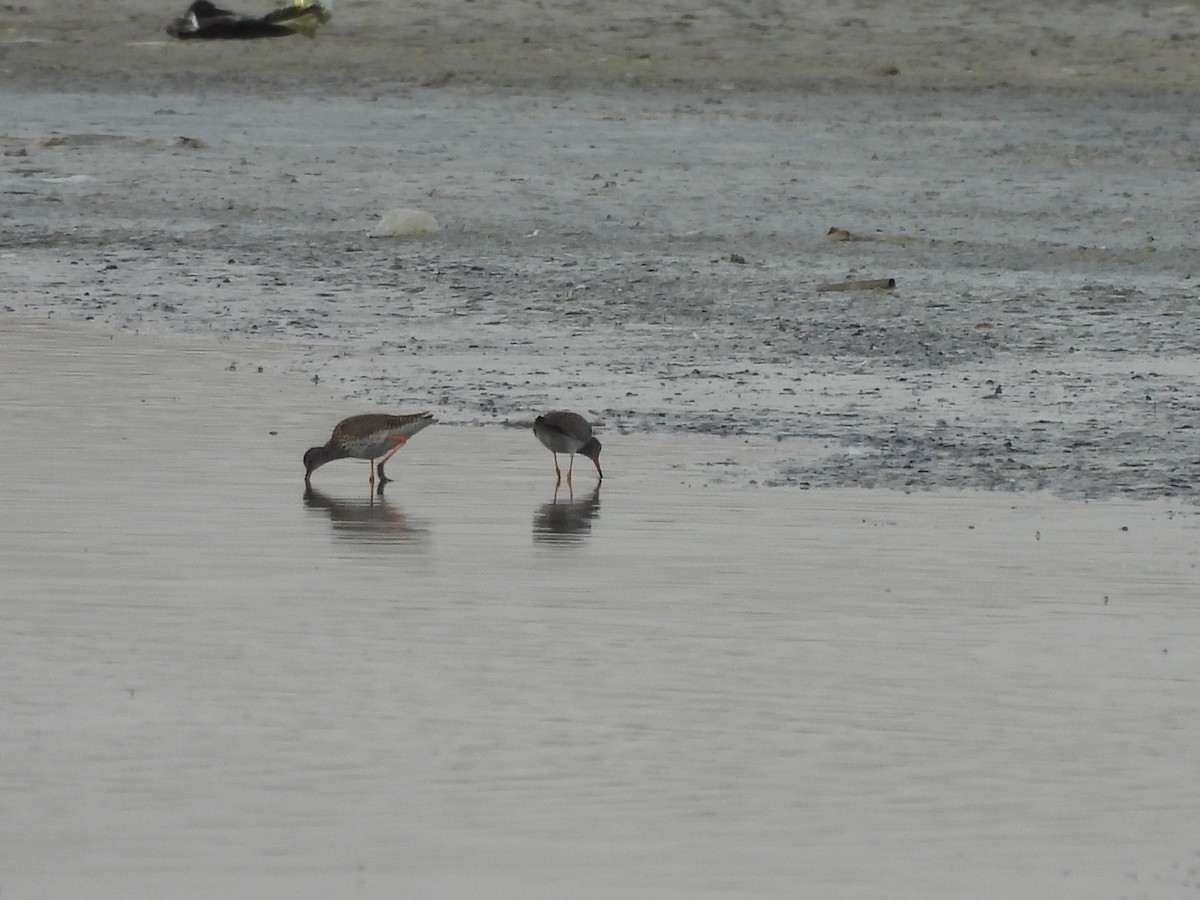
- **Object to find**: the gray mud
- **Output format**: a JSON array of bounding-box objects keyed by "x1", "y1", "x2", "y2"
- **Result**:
[
  {"x1": 6, "y1": 86, "x2": 1200, "y2": 501},
  {"x1": 4, "y1": 0, "x2": 1200, "y2": 502}
]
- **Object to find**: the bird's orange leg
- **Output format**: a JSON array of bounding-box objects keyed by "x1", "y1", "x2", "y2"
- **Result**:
[
  {"x1": 553, "y1": 452, "x2": 562, "y2": 485},
  {"x1": 376, "y1": 435, "x2": 408, "y2": 485},
  {"x1": 566, "y1": 454, "x2": 575, "y2": 488},
  {"x1": 379, "y1": 435, "x2": 409, "y2": 465}
]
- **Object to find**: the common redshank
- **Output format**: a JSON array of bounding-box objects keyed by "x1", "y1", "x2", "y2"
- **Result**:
[
  {"x1": 303, "y1": 412, "x2": 435, "y2": 488},
  {"x1": 532, "y1": 411, "x2": 603, "y2": 485}
]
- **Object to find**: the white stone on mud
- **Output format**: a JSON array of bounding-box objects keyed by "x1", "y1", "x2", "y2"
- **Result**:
[{"x1": 369, "y1": 208, "x2": 440, "y2": 238}]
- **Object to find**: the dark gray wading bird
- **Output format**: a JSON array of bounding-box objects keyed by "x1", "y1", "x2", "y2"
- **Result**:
[
  {"x1": 303, "y1": 413, "x2": 435, "y2": 489},
  {"x1": 532, "y1": 411, "x2": 603, "y2": 486}
]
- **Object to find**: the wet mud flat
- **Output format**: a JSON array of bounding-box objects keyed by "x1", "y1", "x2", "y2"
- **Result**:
[
  {"x1": 3, "y1": 319, "x2": 1200, "y2": 899},
  {"x1": 4, "y1": 82, "x2": 1200, "y2": 502},
  {"x1": 7, "y1": 0, "x2": 1200, "y2": 96}
]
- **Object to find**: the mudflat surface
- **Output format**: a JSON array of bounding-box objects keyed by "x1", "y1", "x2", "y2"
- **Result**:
[
  {"x1": 4, "y1": 76, "x2": 1200, "y2": 498},
  {"x1": 5, "y1": 0, "x2": 1200, "y2": 94}
]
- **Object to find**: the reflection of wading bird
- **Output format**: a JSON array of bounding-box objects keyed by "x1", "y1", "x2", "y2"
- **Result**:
[
  {"x1": 532, "y1": 411, "x2": 603, "y2": 486},
  {"x1": 533, "y1": 484, "x2": 602, "y2": 543},
  {"x1": 166, "y1": 0, "x2": 331, "y2": 39},
  {"x1": 303, "y1": 485, "x2": 423, "y2": 543},
  {"x1": 303, "y1": 413, "x2": 435, "y2": 489}
]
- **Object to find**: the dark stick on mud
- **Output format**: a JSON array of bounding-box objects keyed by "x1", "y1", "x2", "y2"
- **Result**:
[{"x1": 815, "y1": 278, "x2": 897, "y2": 292}]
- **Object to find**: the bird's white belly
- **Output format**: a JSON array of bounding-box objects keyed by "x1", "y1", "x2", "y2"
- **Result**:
[{"x1": 345, "y1": 437, "x2": 398, "y2": 460}]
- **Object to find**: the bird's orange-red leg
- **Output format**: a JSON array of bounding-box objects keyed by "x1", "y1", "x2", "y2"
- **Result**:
[
  {"x1": 374, "y1": 435, "x2": 409, "y2": 485},
  {"x1": 380, "y1": 435, "x2": 408, "y2": 467}
]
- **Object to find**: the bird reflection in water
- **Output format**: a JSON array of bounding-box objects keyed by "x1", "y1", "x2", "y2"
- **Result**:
[
  {"x1": 303, "y1": 485, "x2": 428, "y2": 545},
  {"x1": 532, "y1": 483, "x2": 601, "y2": 544}
]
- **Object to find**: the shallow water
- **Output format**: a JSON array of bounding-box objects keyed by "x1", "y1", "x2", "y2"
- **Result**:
[{"x1": 3, "y1": 320, "x2": 1200, "y2": 899}]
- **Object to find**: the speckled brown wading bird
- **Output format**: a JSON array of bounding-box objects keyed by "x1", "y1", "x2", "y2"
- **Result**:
[
  {"x1": 303, "y1": 412, "x2": 435, "y2": 488},
  {"x1": 532, "y1": 411, "x2": 603, "y2": 486}
]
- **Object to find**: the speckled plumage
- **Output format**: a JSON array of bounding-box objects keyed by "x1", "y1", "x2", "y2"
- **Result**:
[{"x1": 304, "y1": 412, "x2": 434, "y2": 486}]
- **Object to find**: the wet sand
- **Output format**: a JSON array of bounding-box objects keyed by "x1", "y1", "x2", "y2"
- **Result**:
[
  {"x1": 7, "y1": 0, "x2": 1200, "y2": 95},
  {"x1": 6, "y1": 83, "x2": 1200, "y2": 499},
  {"x1": 4, "y1": 320, "x2": 1200, "y2": 897}
]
